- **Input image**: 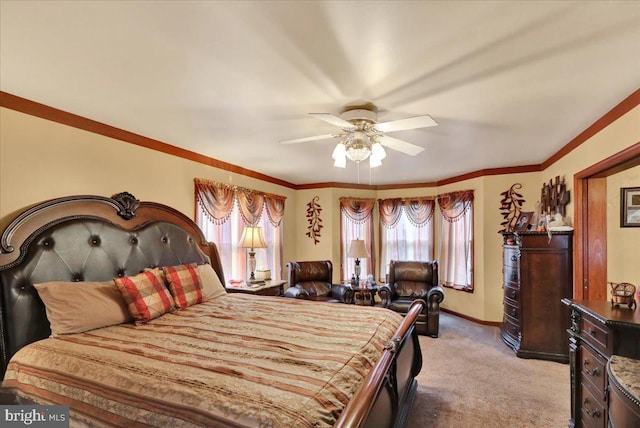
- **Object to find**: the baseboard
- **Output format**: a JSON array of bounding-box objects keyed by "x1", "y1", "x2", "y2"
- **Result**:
[{"x1": 441, "y1": 308, "x2": 501, "y2": 327}]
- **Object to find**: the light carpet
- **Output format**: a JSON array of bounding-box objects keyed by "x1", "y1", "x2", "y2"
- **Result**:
[{"x1": 406, "y1": 312, "x2": 570, "y2": 427}]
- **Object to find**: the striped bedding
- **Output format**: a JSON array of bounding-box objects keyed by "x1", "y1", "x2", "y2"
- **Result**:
[{"x1": 3, "y1": 294, "x2": 403, "y2": 427}]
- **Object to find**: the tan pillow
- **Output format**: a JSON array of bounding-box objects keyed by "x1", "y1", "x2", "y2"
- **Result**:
[
  {"x1": 198, "y1": 264, "x2": 227, "y2": 300},
  {"x1": 34, "y1": 281, "x2": 132, "y2": 336}
]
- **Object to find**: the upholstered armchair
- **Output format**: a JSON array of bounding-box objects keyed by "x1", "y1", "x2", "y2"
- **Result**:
[
  {"x1": 378, "y1": 260, "x2": 444, "y2": 337},
  {"x1": 283, "y1": 260, "x2": 354, "y2": 303}
]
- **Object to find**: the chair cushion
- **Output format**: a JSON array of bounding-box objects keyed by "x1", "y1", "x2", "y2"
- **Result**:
[
  {"x1": 396, "y1": 281, "x2": 429, "y2": 298},
  {"x1": 298, "y1": 281, "x2": 331, "y2": 297},
  {"x1": 295, "y1": 262, "x2": 332, "y2": 282},
  {"x1": 389, "y1": 298, "x2": 427, "y2": 321}
]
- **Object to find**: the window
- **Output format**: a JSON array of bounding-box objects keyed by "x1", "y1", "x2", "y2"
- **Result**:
[
  {"x1": 437, "y1": 190, "x2": 474, "y2": 292},
  {"x1": 339, "y1": 197, "x2": 375, "y2": 283},
  {"x1": 379, "y1": 197, "x2": 435, "y2": 282},
  {"x1": 194, "y1": 179, "x2": 285, "y2": 282}
]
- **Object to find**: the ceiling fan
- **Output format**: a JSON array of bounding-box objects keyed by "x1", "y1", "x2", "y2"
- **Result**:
[{"x1": 281, "y1": 102, "x2": 437, "y2": 168}]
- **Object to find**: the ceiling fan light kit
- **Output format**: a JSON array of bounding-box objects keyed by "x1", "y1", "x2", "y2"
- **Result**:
[{"x1": 281, "y1": 102, "x2": 437, "y2": 170}]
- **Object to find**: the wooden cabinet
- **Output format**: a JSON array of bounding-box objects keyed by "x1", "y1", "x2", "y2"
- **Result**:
[
  {"x1": 563, "y1": 300, "x2": 640, "y2": 428},
  {"x1": 500, "y1": 231, "x2": 573, "y2": 363}
]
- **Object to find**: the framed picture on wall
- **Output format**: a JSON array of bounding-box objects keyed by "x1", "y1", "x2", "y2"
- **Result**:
[
  {"x1": 514, "y1": 211, "x2": 533, "y2": 231},
  {"x1": 620, "y1": 187, "x2": 640, "y2": 227}
]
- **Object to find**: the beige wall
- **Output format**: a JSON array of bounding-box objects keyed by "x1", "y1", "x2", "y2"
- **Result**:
[
  {"x1": 0, "y1": 108, "x2": 298, "y2": 276},
  {"x1": 2, "y1": 104, "x2": 638, "y2": 322},
  {"x1": 607, "y1": 165, "x2": 640, "y2": 293}
]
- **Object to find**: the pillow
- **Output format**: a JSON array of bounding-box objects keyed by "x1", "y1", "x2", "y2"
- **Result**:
[
  {"x1": 163, "y1": 263, "x2": 203, "y2": 309},
  {"x1": 114, "y1": 268, "x2": 175, "y2": 324},
  {"x1": 198, "y1": 263, "x2": 227, "y2": 300},
  {"x1": 34, "y1": 281, "x2": 132, "y2": 336}
]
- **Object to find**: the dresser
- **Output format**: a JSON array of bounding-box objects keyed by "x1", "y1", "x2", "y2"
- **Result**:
[
  {"x1": 562, "y1": 299, "x2": 640, "y2": 428},
  {"x1": 500, "y1": 231, "x2": 573, "y2": 362}
]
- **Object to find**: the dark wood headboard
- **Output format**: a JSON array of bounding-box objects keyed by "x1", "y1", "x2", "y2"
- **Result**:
[{"x1": 0, "y1": 192, "x2": 224, "y2": 376}]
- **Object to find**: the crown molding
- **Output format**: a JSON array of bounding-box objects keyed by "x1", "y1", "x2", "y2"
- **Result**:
[{"x1": 2, "y1": 89, "x2": 638, "y2": 191}]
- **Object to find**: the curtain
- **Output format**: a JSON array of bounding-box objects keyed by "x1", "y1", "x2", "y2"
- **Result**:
[
  {"x1": 194, "y1": 178, "x2": 286, "y2": 281},
  {"x1": 378, "y1": 197, "x2": 435, "y2": 281},
  {"x1": 340, "y1": 197, "x2": 375, "y2": 283},
  {"x1": 437, "y1": 190, "x2": 474, "y2": 292}
]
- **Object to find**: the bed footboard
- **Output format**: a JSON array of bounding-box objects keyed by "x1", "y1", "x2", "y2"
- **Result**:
[{"x1": 335, "y1": 299, "x2": 425, "y2": 428}]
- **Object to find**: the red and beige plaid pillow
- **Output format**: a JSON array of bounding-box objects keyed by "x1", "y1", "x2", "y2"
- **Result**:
[
  {"x1": 114, "y1": 268, "x2": 175, "y2": 324},
  {"x1": 163, "y1": 263, "x2": 204, "y2": 309}
]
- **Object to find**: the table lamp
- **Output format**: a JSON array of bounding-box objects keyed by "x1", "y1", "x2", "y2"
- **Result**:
[
  {"x1": 239, "y1": 226, "x2": 267, "y2": 284},
  {"x1": 347, "y1": 239, "x2": 370, "y2": 285}
]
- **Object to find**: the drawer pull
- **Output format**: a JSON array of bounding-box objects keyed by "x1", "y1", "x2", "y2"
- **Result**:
[
  {"x1": 510, "y1": 308, "x2": 516, "y2": 316},
  {"x1": 582, "y1": 398, "x2": 601, "y2": 418},
  {"x1": 588, "y1": 328, "x2": 596, "y2": 336},
  {"x1": 510, "y1": 291, "x2": 516, "y2": 299},
  {"x1": 510, "y1": 255, "x2": 518, "y2": 261},
  {"x1": 583, "y1": 359, "x2": 600, "y2": 377}
]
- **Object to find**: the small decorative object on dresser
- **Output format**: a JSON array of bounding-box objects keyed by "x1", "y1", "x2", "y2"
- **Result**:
[{"x1": 608, "y1": 282, "x2": 637, "y2": 309}]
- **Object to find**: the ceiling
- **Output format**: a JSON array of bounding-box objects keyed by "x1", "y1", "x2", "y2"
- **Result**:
[{"x1": 1, "y1": 1, "x2": 639, "y2": 186}]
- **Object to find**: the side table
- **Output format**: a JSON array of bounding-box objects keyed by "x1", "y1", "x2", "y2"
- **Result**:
[
  {"x1": 226, "y1": 280, "x2": 287, "y2": 296},
  {"x1": 353, "y1": 285, "x2": 378, "y2": 306}
]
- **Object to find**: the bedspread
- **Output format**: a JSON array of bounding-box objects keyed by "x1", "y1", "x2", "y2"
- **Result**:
[{"x1": 3, "y1": 294, "x2": 403, "y2": 427}]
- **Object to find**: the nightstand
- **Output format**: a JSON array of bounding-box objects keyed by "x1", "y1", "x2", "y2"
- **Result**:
[{"x1": 226, "y1": 280, "x2": 287, "y2": 296}]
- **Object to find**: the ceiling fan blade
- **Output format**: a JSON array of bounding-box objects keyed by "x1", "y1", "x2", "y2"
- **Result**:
[
  {"x1": 280, "y1": 134, "x2": 335, "y2": 144},
  {"x1": 375, "y1": 115, "x2": 437, "y2": 133},
  {"x1": 309, "y1": 113, "x2": 355, "y2": 129},
  {"x1": 379, "y1": 135, "x2": 425, "y2": 156}
]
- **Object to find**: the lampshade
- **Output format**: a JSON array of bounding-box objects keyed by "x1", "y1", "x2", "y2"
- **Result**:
[
  {"x1": 347, "y1": 239, "x2": 370, "y2": 259},
  {"x1": 239, "y1": 226, "x2": 267, "y2": 249},
  {"x1": 332, "y1": 142, "x2": 347, "y2": 168}
]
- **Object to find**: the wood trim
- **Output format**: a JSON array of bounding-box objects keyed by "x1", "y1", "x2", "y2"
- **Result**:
[
  {"x1": 543, "y1": 88, "x2": 640, "y2": 170},
  {"x1": 0, "y1": 92, "x2": 297, "y2": 190},
  {"x1": 1, "y1": 89, "x2": 637, "y2": 190},
  {"x1": 574, "y1": 142, "x2": 640, "y2": 300},
  {"x1": 442, "y1": 308, "x2": 501, "y2": 327},
  {"x1": 576, "y1": 142, "x2": 640, "y2": 179}
]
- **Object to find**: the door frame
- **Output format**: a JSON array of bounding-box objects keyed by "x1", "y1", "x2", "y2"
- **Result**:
[{"x1": 574, "y1": 142, "x2": 640, "y2": 299}]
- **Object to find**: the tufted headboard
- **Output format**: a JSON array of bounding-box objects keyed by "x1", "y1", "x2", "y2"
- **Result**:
[{"x1": 0, "y1": 192, "x2": 225, "y2": 376}]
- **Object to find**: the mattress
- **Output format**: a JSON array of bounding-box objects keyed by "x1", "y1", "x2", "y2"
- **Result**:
[{"x1": 3, "y1": 294, "x2": 402, "y2": 427}]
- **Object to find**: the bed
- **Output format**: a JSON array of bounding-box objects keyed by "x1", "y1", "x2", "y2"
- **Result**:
[{"x1": 0, "y1": 192, "x2": 425, "y2": 427}]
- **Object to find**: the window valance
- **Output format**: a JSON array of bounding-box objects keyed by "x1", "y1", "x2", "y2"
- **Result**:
[
  {"x1": 194, "y1": 178, "x2": 286, "y2": 227},
  {"x1": 339, "y1": 197, "x2": 376, "y2": 224},
  {"x1": 437, "y1": 190, "x2": 474, "y2": 223},
  {"x1": 378, "y1": 197, "x2": 435, "y2": 228}
]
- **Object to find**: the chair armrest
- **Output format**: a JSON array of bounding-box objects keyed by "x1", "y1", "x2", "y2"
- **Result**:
[
  {"x1": 331, "y1": 283, "x2": 354, "y2": 303},
  {"x1": 283, "y1": 286, "x2": 309, "y2": 299},
  {"x1": 427, "y1": 285, "x2": 445, "y2": 310},
  {"x1": 377, "y1": 285, "x2": 393, "y2": 308}
]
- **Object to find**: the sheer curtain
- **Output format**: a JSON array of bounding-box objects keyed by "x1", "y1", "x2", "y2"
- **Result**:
[
  {"x1": 194, "y1": 179, "x2": 285, "y2": 282},
  {"x1": 437, "y1": 190, "x2": 474, "y2": 292},
  {"x1": 379, "y1": 197, "x2": 434, "y2": 282},
  {"x1": 339, "y1": 197, "x2": 375, "y2": 283}
]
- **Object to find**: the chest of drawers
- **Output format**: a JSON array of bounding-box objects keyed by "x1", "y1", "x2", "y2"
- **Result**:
[
  {"x1": 563, "y1": 299, "x2": 640, "y2": 428},
  {"x1": 500, "y1": 231, "x2": 573, "y2": 362}
]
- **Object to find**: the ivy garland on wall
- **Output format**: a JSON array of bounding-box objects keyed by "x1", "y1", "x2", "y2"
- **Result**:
[
  {"x1": 499, "y1": 183, "x2": 526, "y2": 233},
  {"x1": 306, "y1": 196, "x2": 323, "y2": 245}
]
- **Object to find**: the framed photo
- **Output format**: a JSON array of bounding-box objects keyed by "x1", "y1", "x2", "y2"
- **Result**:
[
  {"x1": 620, "y1": 187, "x2": 640, "y2": 227},
  {"x1": 514, "y1": 211, "x2": 533, "y2": 231}
]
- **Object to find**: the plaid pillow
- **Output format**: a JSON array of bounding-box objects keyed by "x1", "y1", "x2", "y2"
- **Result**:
[
  {"x1": 114, "y1": 268, "x2": 175, "y2": 324},
  {"x1": 163, "y1": 263, "x2": 204, "y2": 309}
]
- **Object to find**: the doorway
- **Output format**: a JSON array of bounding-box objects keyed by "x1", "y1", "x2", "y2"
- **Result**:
[{"x1": 574, "y1": 143, "x2": 640, "y2": 300}]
